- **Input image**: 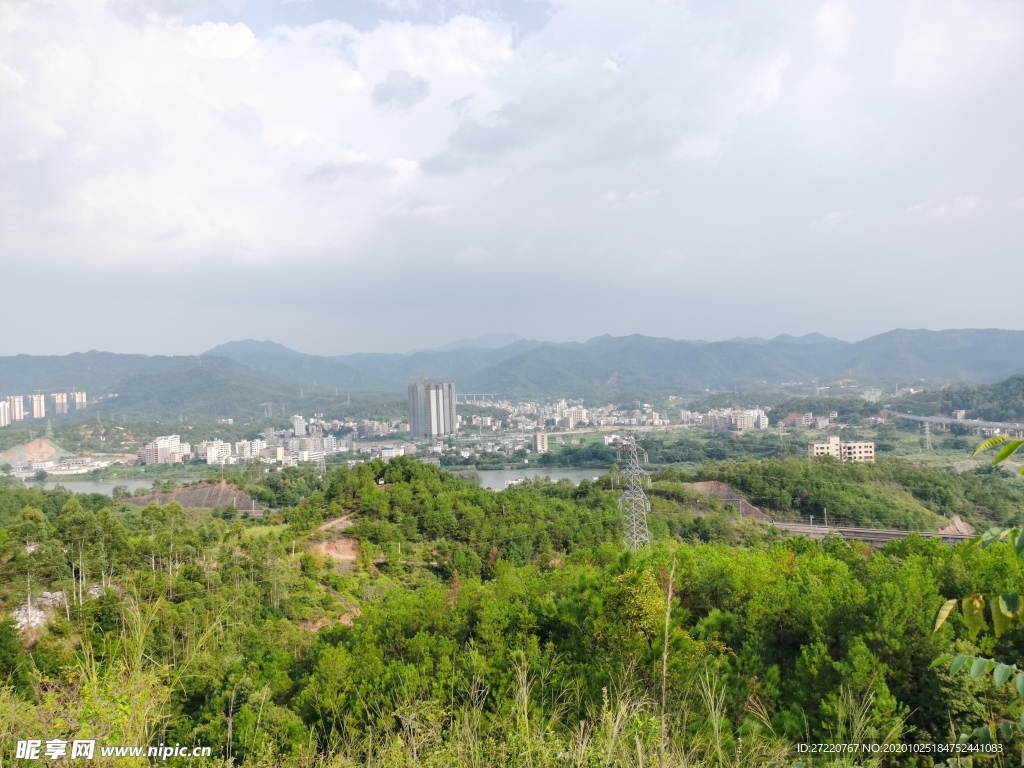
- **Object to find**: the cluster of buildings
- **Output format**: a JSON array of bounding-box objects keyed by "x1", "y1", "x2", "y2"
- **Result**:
[
  {"x1": 6, "y1": 456, "x2": 112, "y2": 479},
  {"x1": 467, "y1": 398, "x2": 667, "y2": 431},
  {"x1": 135, "y1": 405, "x2": 427, "y2": 467},
  {"x1": 0, "y1": 391, "x2": 87, "y2": 427},
  {"x1": 680, "y1": 407, "x2": 772, "y2": 431},
  {"x1": 782, "y1": 411, "x2": 841, "y2": 430}
]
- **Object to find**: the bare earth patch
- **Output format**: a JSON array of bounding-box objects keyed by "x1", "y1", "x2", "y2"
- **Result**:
[
  {"x1": 310, "y1": 515, "x2": 357, "y2": 570},
  {"x1": 312, "y1": 538, "x2": 359, "y2": 563}
]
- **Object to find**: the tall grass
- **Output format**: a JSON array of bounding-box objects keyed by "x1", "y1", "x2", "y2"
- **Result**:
[{"x1": 0, "y1": 609, "x2": 901, "y2": 768}]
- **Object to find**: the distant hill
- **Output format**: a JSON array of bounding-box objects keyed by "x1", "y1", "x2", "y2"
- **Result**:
[
  {"x1": 3, "y1": 329, "x2": 1024, "y2": 417},
  {"x1": 205, "y1": 340, "x2": 380, "y2": 391},
  {"x1": 208, "y1": 328, "x2": 1024, "y2": 399},
  {"x1": 427, "y1": 332, "x2": 525, "y2": 352},
  {"x1": 0, "y1": 352, "x2": 308, "y2": 421},
  {"x1": 0, "y1": 438, "x2": 71, "y2": 468}
]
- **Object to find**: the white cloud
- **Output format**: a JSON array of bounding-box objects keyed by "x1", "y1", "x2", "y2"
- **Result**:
[
  {"x1": 625, "y1": 189, "x2": 659, "y2": 203},
  {"x1": 813, "y1": 209, "x2": 854, "y2": 226},
  {"x1": 186, "y1": 22, "x2": 259, "y2": 59},
  {"x1": 816, "y1": 4, "x2": 854, "y2": 55},
  {"x1": 906, "y1": 195, "x2": 981, "y2": 218},
  {"x1": 1, "y1": 0, "x2": 1023, "y2": 353}
]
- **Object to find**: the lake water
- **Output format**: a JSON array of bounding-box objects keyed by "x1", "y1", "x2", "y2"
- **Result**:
[
  {"x1": 475, "y1": 468, "x2": 605, "y2": 490},
  {"x1": 17, "y1": 471, "x2": 602, "y2": 496},
  {"x1": 19, "y1": 478, "x2": 155, "y2": 496}
]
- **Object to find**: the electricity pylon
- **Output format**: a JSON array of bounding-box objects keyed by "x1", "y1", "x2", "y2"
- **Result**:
[
  {"x1": 616, "y1": 432, "x2": 651, "y2": 551},
  {"x1": 923, "y1": 420, "x2": 932, "y2": 451}
]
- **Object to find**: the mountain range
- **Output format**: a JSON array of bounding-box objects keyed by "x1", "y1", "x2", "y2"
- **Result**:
[{"x1": 1, "y1": 329, "x2": 1023, "y2": 419}]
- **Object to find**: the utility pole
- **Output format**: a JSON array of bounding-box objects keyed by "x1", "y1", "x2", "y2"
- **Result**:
[{"x1": 616, "y1": 432, "x2": 651, "y2": 551}]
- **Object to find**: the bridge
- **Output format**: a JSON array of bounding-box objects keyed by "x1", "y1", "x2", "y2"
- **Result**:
[
  {"x1": 770, "y1": 520, "x2": 973, "y2": 546},
  {"x1": 890, "y1": 411, "x2": 1024, "y2": 437}
]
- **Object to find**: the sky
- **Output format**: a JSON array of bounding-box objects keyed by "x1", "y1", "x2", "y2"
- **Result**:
[{"x1": 1, "y1": 0, "x2": 1023, "y2": 356}]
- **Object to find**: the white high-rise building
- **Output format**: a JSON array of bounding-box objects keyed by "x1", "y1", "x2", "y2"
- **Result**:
[
  {"x1": 52, "y1": 392, "x2": 68, "y2": 415},
  {"x1": 138, "y1": 435, "x2": 187, "y2": 465},
  {"x1": 292, "y1": 415, "x2": 306, "y2": 436},
  {"x1": 408, "y1": 380, "x2": 457, "y2": 439},
  {"x1": 0, "y1": 400, "x2": 10, "y2": 428},
  {"x1": 72, "y1": 391, "x2": 87, "y2": 410},
  {"x1": 30, "y1": 394, "x2": 45, "y2": 419},
  {"x1": 6, "y1": 396, "x2": 25, "y2": 421}
]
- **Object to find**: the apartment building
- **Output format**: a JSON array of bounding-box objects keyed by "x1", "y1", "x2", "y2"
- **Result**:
[
  {"x1": 197, "y1": 439, "x2": 231, "y2": 465},
  {"x1": 533, "y1": 432, "x2": 549, "y2": 453},
  {"x1": 408, "y1": 380, "x2": 457, "y2": 439},
  {"x1": 29, "y1": 394, "x2": 45, "y2": 419},
  {"x1": 809, "y1": 436, "x2": 875, "y2": 463},
  {"x1": 72, "y1": 391, "x2": 87, "y2": 410},
  {"x1": 52, "y1": 392, "x2": 68, "y2": 415},
  {"x1": 138, "y1": 435, "x2": 190, "y2": 465},
  {"x1": 6, "y1": 396, "x2": 25, "y2": 421},
  {"x1": 0, "y1": 401, "x2": 9, "y2": 428}
]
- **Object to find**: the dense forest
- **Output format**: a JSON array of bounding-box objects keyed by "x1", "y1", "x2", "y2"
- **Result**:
[
  {"x1": 899, "y1": 376, "x2": 1024, "y2": 422},
  {"x1": 2, "y1": 458, "x2": 1024, "y2": 766},
  {"x1": 684, "y1": 458, "x2": 1024, "y2": 529}
]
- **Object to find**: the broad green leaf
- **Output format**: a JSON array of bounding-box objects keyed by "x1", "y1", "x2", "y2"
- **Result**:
[
  {"x1": 991, "y1": 597, "x2": 1012, "y2": 637},
  {"x1": 999, "y1": 721, "x2": 1014, "y2": 741},
  {"x1": 974, "y1": 725, "x2": 993, "y2": 744},
  {"x1": 1019, "y1": 708, "x2": 1024, "y2": 729},
  {"x1": 963, "y1": 595, "x2": 987, "y2": 638},
  {"x1": 1018, "y1": 672, "x2": 1024, "y2": 699},
  {"x1": 935, "y1": 598, "x2": 958, "y2": 630},
  {"x1": 970, "y1": 656, "x2": 991, "y2": 679},
  {"x1": 1012, "y1": 528, "x2": 1021, "y2": 551},
  {"x1": 981, "y1": 528, "x2": 1003, "y2": 549},
  {"x1": 999, "y1": 593, "x2": 1019, "y2": 616},
  {"x1": 993, "y1": 440, "x2": 1024, "y2": 465},
  {"x1": 950, "y1": 654, "x2": 970, "y2": 676},
  {"x1": 1017, "y1": 530, "x2": 1024, "y2": 554},
  {"x1": 993, "y1": 662, "x2": 1013, "y2": 687},
  {"x1": 974, "y1": 434, "x2": 1010, "y2": 457}
]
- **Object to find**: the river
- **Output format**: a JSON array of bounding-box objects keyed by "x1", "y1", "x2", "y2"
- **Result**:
[
  {"x1": 17, "y1": 478, "x2": 156, "y2": 496},
  {"x1": 17, "y1": 469, "x2": 603, "y2": 496},
  {"x1": 475, "y1": 468, "x2": 605, "y2": 490}
]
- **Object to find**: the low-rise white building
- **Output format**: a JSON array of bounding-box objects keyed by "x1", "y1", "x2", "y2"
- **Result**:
[
  {"x1": 197, "y1": 439, "x2": 231, "y2": 465},
  {"x1": 809, "y1": 436, "x2": 875, "y2": 463}
]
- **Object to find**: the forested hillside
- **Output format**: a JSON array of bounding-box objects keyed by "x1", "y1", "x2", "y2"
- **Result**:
[
  {"x1": 7, "y1": 329, "x2": 1024, "y2": 417},
  {"x1": 2, "y1": 459, "x2": 1024, "y2": 766},
  {"x1": 900, "y1": 375, "x2": 1024, "y2": 422}
]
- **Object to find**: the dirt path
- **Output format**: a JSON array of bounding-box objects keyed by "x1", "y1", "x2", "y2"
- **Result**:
[{"x1": 318, "y1": 515, "x2": 352, "y2": 532}]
